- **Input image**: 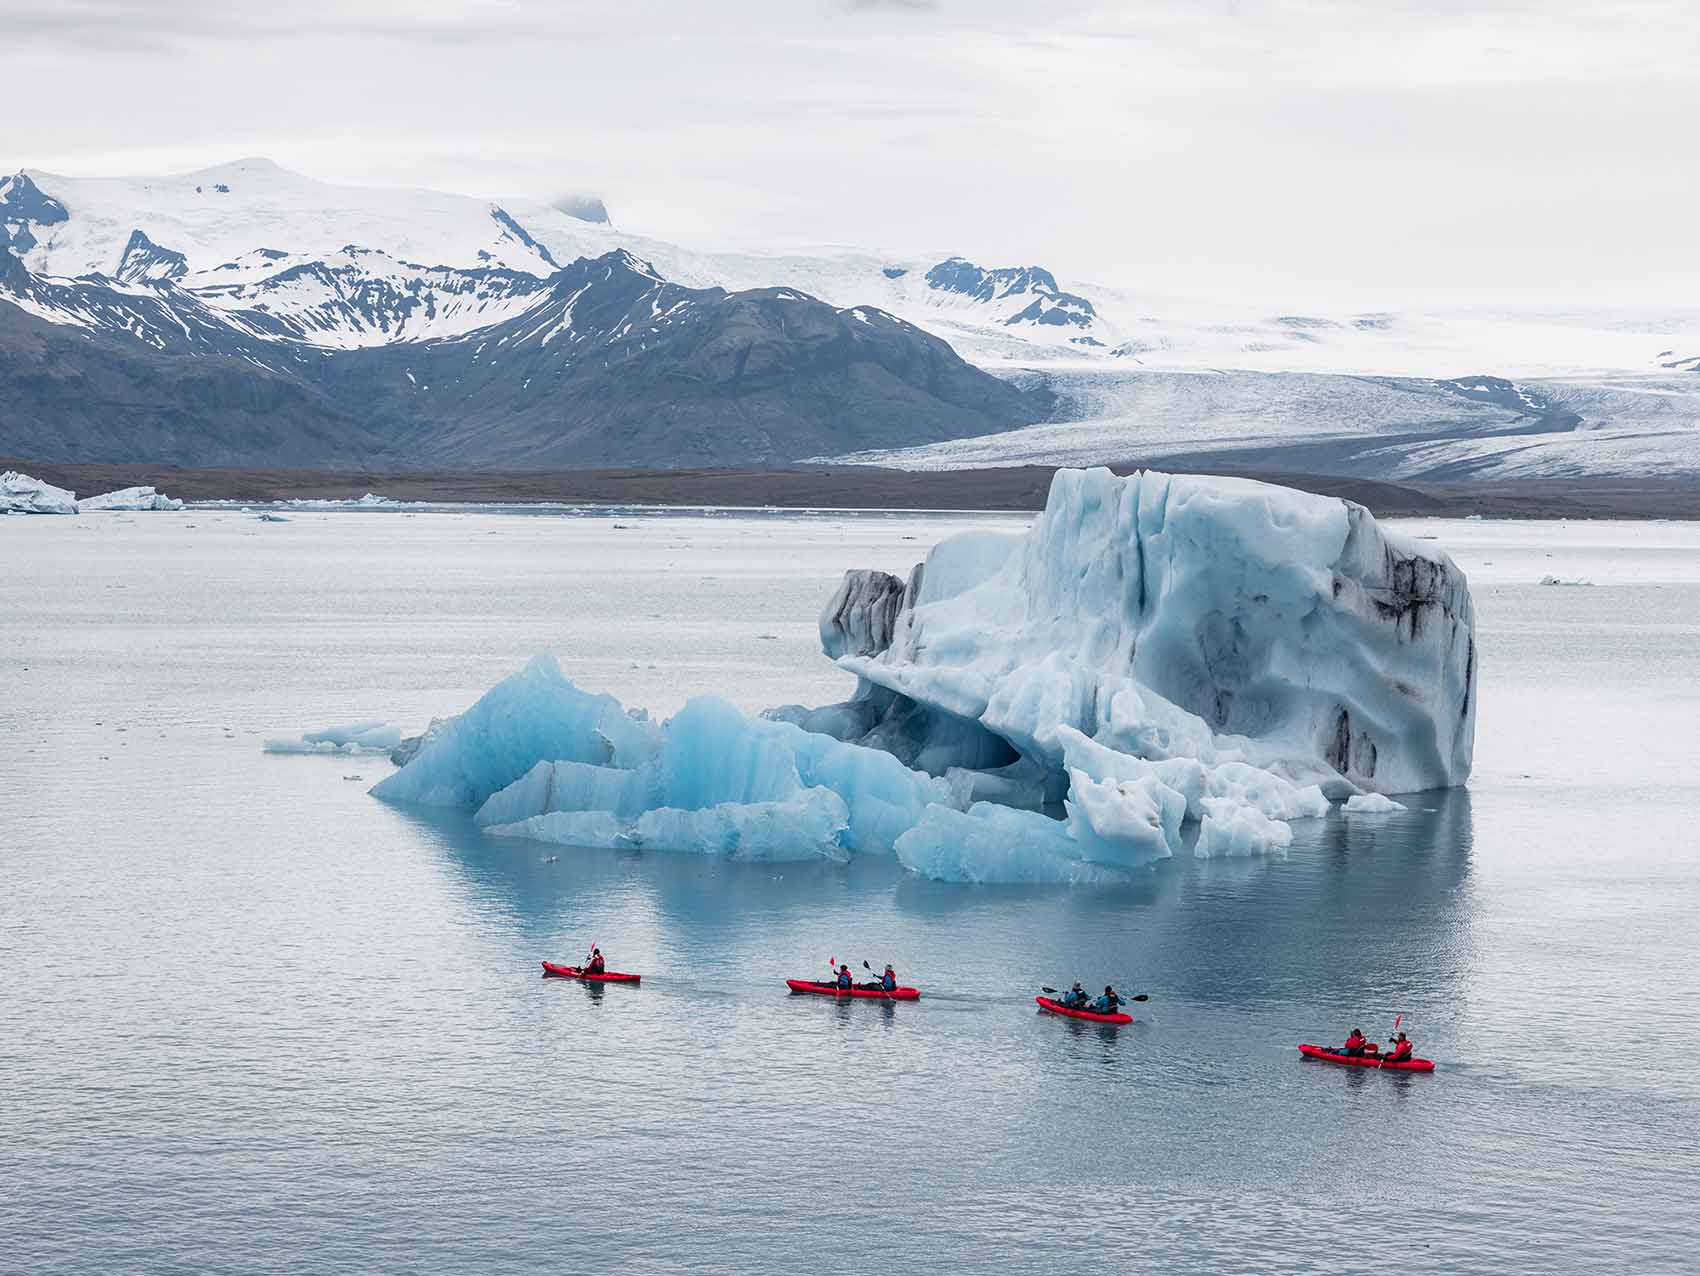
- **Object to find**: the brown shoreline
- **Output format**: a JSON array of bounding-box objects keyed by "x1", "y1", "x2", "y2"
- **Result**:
[{"x1": 6, "y1": 458, "x2": 1698, "y2": 520}]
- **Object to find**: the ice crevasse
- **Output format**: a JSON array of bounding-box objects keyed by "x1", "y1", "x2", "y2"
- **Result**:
[{"x1": 371, "y1": 468, "x2": 1475, "y2": 881}]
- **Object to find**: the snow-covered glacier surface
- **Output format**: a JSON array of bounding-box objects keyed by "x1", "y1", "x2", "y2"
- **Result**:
[{"x1": 371, "y1": 469, "x2": 1475, "y2": 881}]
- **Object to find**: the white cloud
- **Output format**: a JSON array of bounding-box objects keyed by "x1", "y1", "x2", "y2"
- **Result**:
[{"x1": 4, "y1": 0, "x2": 1697, "y2": 304}]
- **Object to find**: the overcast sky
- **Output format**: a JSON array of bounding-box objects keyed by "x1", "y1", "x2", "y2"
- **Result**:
[{"x1": 6, "y1": 0, "x2": 1697, "y2": 305}]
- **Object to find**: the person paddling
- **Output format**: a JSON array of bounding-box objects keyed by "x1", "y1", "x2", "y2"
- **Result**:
[
  {"x1": 879, "y1": 964, "x2": 898, "y2": 993},
  {"x1": 1341, "y1": 1027, "x2": 1369, "y2": 1058},
  {"x1": 1383, "y1": 1031, "x2": 1414, "y2": 1063},
  {"x1": 585, "y1": 946, "x2": 606, "y2": 976},
  {"x1": 835, "y1": 963, "x2": 854, "y2": 991},
  {"x1": 1090, "y1": 985, "x2": 1123, "y2": 1016},
  {"x1": 1058, "y1": 982, "x2": 1088, "y2": 1009}
]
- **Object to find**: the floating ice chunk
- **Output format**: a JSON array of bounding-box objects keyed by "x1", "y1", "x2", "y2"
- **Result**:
[
  {"x1": 471, "y1": 688, "x2": 952, "y2": 858},
  {"x1": 1538, "y1": 575, "x2": 1593, "y2": 587},
  {"x1": 372, "y1": 654, "x2": 661, "y2": 808},
  {"x1": 264, "y1": 720, "x2": 404, "y2": 755},
  {"x1": 285, "y1": 492, "x2": 398, "y2": 509},
  {"x1": 1062, "y1": 770, "x2": 1183, "y2": 867},
  {"x1": 251, "y1": 511, "x2": 291, "y2": 523},
  {"x1": 356, "y1": 468, "x2": 1477, "y2": 887},
  {"x1": 828, "y1": 468, "x2": 1476, "y2": 798},
  {"x1": 77, "y1": 486, "x2": 184, "y2": 512},
  {"x1": 894, "y1": 803, "x2": 1124, "y2": 884},
  {"x1": 1196, "y1": 802, "x2": 1294, "y2": 857},
  {"x1": 1, "y1": 471, "x2": 77, "y2": 514},
  {"x1": 1342, "y1": 792, "x2": 1407, "y2": 814}
]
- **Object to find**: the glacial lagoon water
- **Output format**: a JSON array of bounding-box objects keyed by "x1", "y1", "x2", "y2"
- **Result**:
[{"x1": 3, "y1": 507, "x2": 1698, "y2": 1274}]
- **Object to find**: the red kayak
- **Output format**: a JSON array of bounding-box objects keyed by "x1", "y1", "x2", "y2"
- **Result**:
[
  {"x1": 541, "y1": 961, "x2": 641, "y2": 984},
  {"x1": 1035, "y1": 995, "x2": 1132, "y2": 1025},
  {"x1": 1299, "y1": 1043, "x2": 1434, "y2": 1072},
  {"x1": 786, "y1": 978, "x2": 919, "y2": 1001}
]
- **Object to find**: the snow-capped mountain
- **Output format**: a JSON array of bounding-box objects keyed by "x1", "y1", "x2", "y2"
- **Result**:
[
  {"x1": 0, "y1": 225, "x2": 1045, "y2": 470},
  {"x1": 3, "y1": 157, "x2": 1698, "y2": 479}
]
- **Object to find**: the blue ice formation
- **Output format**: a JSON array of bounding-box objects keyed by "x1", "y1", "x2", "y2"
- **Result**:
[
  {"x1": 370, "y1": 654, "x2": 659, "y2": 808},
  {"x1": 370, "y1": 469, "x2": 1476, "y2": 882},
  {"x1": 265, "y1": 720, "x2": 403, "y2": 755},
  {"x1": 375, "y1": 657, "x2": 952, "y2": 862}
]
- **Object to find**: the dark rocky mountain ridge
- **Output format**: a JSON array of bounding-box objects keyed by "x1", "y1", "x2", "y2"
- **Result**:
[{"x1": 1, "y1": 243, "x2": 1050, "y2": 469}]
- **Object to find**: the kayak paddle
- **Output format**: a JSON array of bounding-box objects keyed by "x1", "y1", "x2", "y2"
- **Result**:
[{"x1": 861, "y1": 959, "x2": 891, "y2": 998}]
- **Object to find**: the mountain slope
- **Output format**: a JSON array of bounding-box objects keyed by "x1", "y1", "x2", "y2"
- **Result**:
[
  {"x1": 0, "y1": 248, "x2": 1048, "y2": 469},
  {"x1": 4, "y1": 158, "x2": 1698, "y2": 481}
]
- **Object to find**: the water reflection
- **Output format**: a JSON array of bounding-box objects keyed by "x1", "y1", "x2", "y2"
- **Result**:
[{"x1": 393, "y1": 785, "x2": 1476, "y2": 1021}]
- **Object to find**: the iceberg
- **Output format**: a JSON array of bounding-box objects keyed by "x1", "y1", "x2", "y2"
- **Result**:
[
  {"x1": 1342, "y1": 792, "x2": 1407, "y2": 814},
  {"x1": 77, "y1": 486, "x2": 184, "y2": 512},
  {"x1": 265, "y1": 721, "x2": 405, "y2": 755},
  {"x1": 363, "y1": 469, "x2": 1475, "y2": 884},
  {"x1": 378, "y1": 665, "x2": 952, "y2": 862},
  {"x1": 370, "y1": 654, "x2": 660, "y2": 808},
  {"x1": 789, "y1": 467, "x2": 1474, "y2": 878},
  {"x1": 2, "y1": 470, "x2": 77, "y2": 514}
]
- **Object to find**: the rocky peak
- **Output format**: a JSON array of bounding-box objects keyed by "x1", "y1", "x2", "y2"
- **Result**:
[
  {"x1": 115, "y1": 229, "x2": 190, "y2": 285},
  {"x1": 0, "y1": 172, "x2": 70, "y2": 226}
]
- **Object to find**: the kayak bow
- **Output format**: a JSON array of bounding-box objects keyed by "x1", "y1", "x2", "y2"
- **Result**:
[{"x1": 1035, "y1": 995, "x2": 1132, "y2": 1025}]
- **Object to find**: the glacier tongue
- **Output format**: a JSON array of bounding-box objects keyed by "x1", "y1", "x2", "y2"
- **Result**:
[{"x1": 368, "y1": 468, "x2": 1475, "y2": 883}]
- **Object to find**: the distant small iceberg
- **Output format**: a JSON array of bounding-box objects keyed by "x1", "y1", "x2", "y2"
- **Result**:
[
  {"x1": 2, "y1": 470, "x2": 77, "y2": 515},
  {"x1": 78, "y1": 485, "x2": 184, "y2": 512},
  {"x1": 1342, "y1": 792, "x2": 1406, "y2": 814},
  {"x1": 264, "y1": 721, "x2": 405, "y2": 756}
]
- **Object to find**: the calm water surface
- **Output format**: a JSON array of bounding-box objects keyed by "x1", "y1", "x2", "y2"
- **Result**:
[{"x1": 3, "y1": 509, "x2": 1697, "y2": 1274}]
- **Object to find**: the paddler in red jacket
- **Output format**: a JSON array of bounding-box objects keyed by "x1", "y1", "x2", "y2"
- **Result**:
[
  {"x1": 585, "y1": 947, "x2": 606, "y2": 976},
  {"x1": 1383, "y1": 1032, "x2": 1414, "y2": 1063},
  {"x1": 1341, "y1": 1028, "x2": 1369, "y2": 1057}
]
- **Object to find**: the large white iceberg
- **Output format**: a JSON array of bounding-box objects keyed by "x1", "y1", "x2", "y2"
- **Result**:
[
  {"x1": 367, "y1": 469, "x2": 1475, "y2": 882},
  {"x1": 77, "y1": 485, "x2": 184, "y2": 512},
  {"x1": 2, "y1": 471, "x2": 77, "y2": 514}
]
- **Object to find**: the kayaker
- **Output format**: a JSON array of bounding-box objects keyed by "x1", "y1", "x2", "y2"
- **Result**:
[
  {"x1": 1341, "y1": 1027, "x2": 1369, "y2": 1058},
  {"x1": 835, "y1": 964, "x2": 854, "y2": 990},
  {"x1": 1060, "y1": 982, "x2": 1088, "y2": 1009},
  {"x1": 1090, "y1": 985, "x2": 1122, "y2": 1015},
  {"x1": 1383, "y1": 1032, "x2": 1414, "y2": 1063},
  {"x1": 585, "y1": 947, "x2": 606, "y2": 976},
  {"x1": 880, "y1": 964, "x2": 898, "y2": 993}
]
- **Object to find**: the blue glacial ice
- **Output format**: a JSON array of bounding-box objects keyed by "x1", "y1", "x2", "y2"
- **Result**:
[
  {"x1": 368, "y1": 469, "x2": 1476, "y2": 881},
  {"x1": 370, "y1": 654, "x2": 660, "y2": 808},
  {"x1": 265, "y1": 720, "x2": 404, "y2": 755},
  {"x1": 376, "y1": 665, "x2": 953, "y2": 862}
]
